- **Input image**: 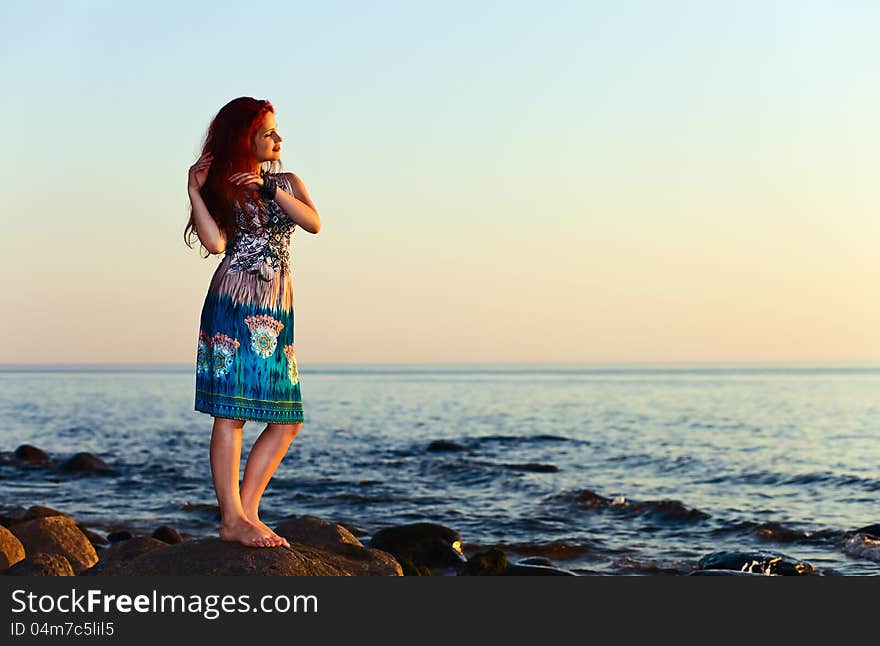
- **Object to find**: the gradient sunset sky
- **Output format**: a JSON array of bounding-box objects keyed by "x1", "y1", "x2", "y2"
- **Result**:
[{"x1": 1, "y1": 1, "x2": 877, "y2": 364}]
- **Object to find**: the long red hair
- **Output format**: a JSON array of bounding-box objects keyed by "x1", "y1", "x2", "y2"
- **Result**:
[{"x1": 184, "y1": 97, "x2": 284, "y2": 256}]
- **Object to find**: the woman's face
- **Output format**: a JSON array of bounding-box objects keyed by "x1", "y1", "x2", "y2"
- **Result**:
[{"x1": 251, "y1": 112, "x2": 283, "y2": 162}]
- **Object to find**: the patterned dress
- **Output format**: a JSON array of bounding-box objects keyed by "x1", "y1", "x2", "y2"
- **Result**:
[{"x1": 194, "y1": 172, "x2": 303, "y2": 423}]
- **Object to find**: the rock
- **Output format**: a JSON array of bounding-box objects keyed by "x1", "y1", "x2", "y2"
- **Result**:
[
  {"x1": 107, "y1": 531, "x2": 133, "y2": 543},
  {"x1": 3, "y1": 553, "x2": 75, "y2": 576},
  {"x1": 426, "y1": 440, "x2": 465, "y2": 452},
  {"x1": 0, "y1": 525, "x2": 25, "y2": 569},
  {"x1": 83, "y1": 538, "x2": 171, "y2": 576},
  {"x1": 697, "y1": 551, "x2": 815, "y2": 575},
  {"x1": 847, "y1": 524, "x2": 880, "y2": 539},
  {"x1": 152, "y1": 526, "x2": 183, "y2": 544},
  {"x1": 274, "y1": 515, "x2": 362, "y2": 551},
  {"x1": 0, "y1": 505, "x2": 28, "y2": 527},
  {"x1": 572, "y1": 489, "x2": 614, "y2": 508},
  {"x1": 85, "y1": 537, "x2": 401, "y2": 576},
  {"x1": 8, "y1": 516, "x2": 99, "y2": 573},
  {"x1": 459, "y1": 548, "x2": 509, "y2": 576},
  {"x1": 273, "y1": 515, "x2": 402, "y2": 575},
  {"x1": 400, "y1": 559, "x2": 432, "y2": 576},
  {"x1": 79, "y1": 527, "x2": 109, "y2": 546},
  {"x1": 369, "y1": 522, "x2": 465, "y2": 569},
  {"x1": 13, "y1": 444, "x2": 50, "y2": 466},
  {"x1": 59, "y1": 452, "x2": 110, "y2": 473},
  {"x1": 337, "y1": 521, "x2": 368, "y2": 538},
  {"x1": 23, "y1": 505, "x2": 68, "y2": 520}
]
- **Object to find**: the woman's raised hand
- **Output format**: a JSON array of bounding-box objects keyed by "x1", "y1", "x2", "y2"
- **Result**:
[
  {"x1": 228, "y1": 172, "x2": 264, "y2": 191},
  {"x1": 188, "y1": 152, "x2": 213, "y2": 192}
]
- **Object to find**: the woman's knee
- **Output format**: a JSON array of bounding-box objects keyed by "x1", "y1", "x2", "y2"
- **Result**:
[
  {"x1": 270, "y1": 421, "x2": 303, "y2": 440},
  {"x1": 213, "y1": 417, "x2": 245, "y2": 432}
]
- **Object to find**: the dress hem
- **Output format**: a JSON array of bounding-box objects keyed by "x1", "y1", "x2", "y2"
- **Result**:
[{"x1": 194, "y1": 400, "x2": 304, "y2": 424}]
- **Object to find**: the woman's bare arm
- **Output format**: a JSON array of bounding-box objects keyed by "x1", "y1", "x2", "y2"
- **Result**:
[
  {"x1": 273, "y1": 172, "x2": 321, "y2": 234},
  {"x1": 188, "y1": 187, "x2": 227, "y2": 254}
]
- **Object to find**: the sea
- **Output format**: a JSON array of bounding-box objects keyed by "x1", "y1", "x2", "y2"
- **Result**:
[{"x1": 1, "y1": 363, "x2": 878, "y2": 575}]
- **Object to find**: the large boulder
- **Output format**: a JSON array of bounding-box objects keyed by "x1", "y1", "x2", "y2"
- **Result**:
[
  {"x1": 85, "y1": 537, "x2": 401, "y2": 576},
  {"x1": 0, "y1": 525, "x2": 25, "y2": 569},
  {"x1": 8, "y1": 515, "x2": 99, "y2": 573},
  {"x1": 273, "y1": 515, "x2": 401, "y2": 576},
  {"x1": 82, "y1": 537, "x2": 171, "y2": 576},
  {"x1": 3, "y1": 553, "x2": 75, "y2": 576}
]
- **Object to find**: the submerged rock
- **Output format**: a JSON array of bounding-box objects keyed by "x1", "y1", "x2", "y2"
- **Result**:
[
  {"x1": 426, "y1": 440, "x2": 466, "y2": 452},
  {"x1": 697, "y1": 551, "x2": 815, "y2": 575},
  {"x1": 59, "y1": 452, "x2": 110, "y2": 473},
  {"x1": 13, "y1": 444, "x2": 50, "y2": 466}
]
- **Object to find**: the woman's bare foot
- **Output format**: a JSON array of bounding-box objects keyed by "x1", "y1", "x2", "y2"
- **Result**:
[
  {"x1": 246, "y1": 514, "x2": 290, "y2": 548},
  {"x1": 219, "y1": 518, "x2": 279, "y2": 548}
]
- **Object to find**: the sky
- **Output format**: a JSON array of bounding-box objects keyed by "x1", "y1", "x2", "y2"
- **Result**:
[{"x1": 0, "y1": 0, "x2": 877, "y2": 364}]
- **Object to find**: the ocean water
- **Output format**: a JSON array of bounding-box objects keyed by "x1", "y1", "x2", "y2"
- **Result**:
[{"x1": 0, "y1": 363, "x2": 878, "y2": 575}]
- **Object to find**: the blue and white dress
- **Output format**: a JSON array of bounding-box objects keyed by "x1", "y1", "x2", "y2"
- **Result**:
[{"x1": 194, "y1": 172, "x2": 303, "y2": 423}]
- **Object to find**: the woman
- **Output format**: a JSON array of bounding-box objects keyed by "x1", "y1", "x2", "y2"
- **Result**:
[{"x1": 185, "y1": 97, "x2": 321, "y2": 548}]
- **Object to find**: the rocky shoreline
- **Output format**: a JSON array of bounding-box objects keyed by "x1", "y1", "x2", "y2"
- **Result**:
[{"x1": 3, "y1": 444, "x2": 878, "y2": 576}]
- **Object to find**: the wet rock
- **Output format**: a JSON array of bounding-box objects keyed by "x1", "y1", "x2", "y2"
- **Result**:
[
  {"x1": 459, "y1": 548, "x2": 508, "y2": 576},
  {"x1": 0, "y1": 525, "x2": 25, "y2": 569},
  {"x1": 337, "y1": 521, "x2": 368, "y2": 538},
  {"x1": 689, "y1": 569, "x2": 761, "y2": 576},
  {"x1": 23, "y1": 505, "x2": 68, "y2": 521},
  {"x1": 79, "y1": 527, "x2": 109, "y2": 546},
  {"x1": 621, "y1": 499, "x2": 710, "y2": 522},
  {"x1": 107, "y1": 531, "x2": 133, "y2": 543},
  {"x1": 273, "y1": 515, "x2": 402, "y2": 576},
  {"x1": 847, "y1": 524, "x2": 880, "y2": 539},
  {"x1": 83, "y1": 538, "x2": 171, "y2": 576},
  {"x1": 13, "y1": 444, "x2": 50, "y2": 466},
  {"x1": 572, "y1": 489, "x2": 614, "y2": 508},
  {"x1": 3, "y1": 553, "x2": 75, "y2": 576},
  {"x1": 426, "y1": 440, "x2": 465, "y2": 452},
  {"x1": 400, "y1": 559, "x2": 432, "y2": 576},
  {"x1": 85, "y1": 537, "x2": 401, "y2": 576},
  {"x1": 841, "y1": 528, "x2": 880, "y2": 562},
  {"x1": 369, "y1": 522, "x2": 465, "y2": 569},
  {"x1": 8, "y1": 515, "x2": 99, "y2": 573},
  {"x1": 59, "y1": 452, "x2": 110, "y2": 473},
  {"x1": 697, "y1": 551, "x2": 815, "y2": 575},
  {"x1": 152, "y1": 526, "x2": 183, "y2": 544},
  {"x1": 0, "y1": 505, "x2": 28, "y2": 527}
]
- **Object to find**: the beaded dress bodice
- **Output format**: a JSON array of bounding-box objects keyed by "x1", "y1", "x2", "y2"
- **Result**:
[{"x1": 224, "y1": 173, "x2": 295, "y2": 279}]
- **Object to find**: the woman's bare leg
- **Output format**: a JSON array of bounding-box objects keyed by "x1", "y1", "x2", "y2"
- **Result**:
[
  {"x1": 210, "y1": 416, "x2": 278, "y2": 547},
  {"x1": 241, "y1": 422, "x2": 303, "y2": 548}
]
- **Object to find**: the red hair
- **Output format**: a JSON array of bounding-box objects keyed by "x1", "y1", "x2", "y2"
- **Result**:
[{"x1": 184, "y1": 97, "x2": 284, "y2": 256}]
